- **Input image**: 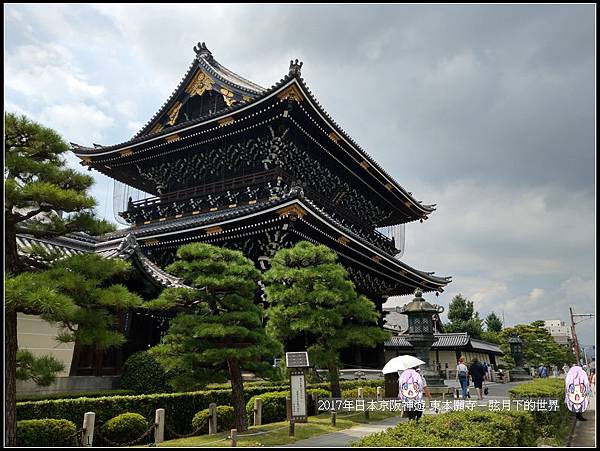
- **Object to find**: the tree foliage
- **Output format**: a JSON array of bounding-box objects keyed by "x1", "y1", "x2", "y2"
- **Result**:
[
  {"x1": 5, "y1": 112, "x2": 114, "y2": 274},
  {"x1": 444, "y1": 294, "x2": 484, "y2": 339},
  {"x1": 16, "y1": 350, "x2": 65, "y2": 387},
  {"x1": 146, "y1": 243, "x2": 281, "y2": 431},
  {"x1": 485, "y1": 312, "x2": 503, "y2": 333},
  {"x1": 262, "y1": 241, "x2": 390, "y2": 397},
  {"x1": 5, "y1": 112, "x2": 116, "y2": 445},
  {"x1": 498, "y1": 321, "x2": 576, "y2": 369}
]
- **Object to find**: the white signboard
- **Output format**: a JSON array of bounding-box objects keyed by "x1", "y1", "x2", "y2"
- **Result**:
[{"x1": 290, "y1": 374, "x2": 307, "y2": 418}]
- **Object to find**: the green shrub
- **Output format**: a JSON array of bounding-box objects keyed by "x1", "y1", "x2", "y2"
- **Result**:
[
  {"x1": 17, "y1": 418, "x2": 77, "y2": 447},
  {"x1": 101, "y1": 412, "x2": 148, "y2": 445},
  {"x1": 353, "y1": 410, "x2": 537, "y2": 447},
  {"x1": 17, "y1": 384, "x2": 288, "y2": 437},
  {"x1": 120, "y1": 352, "x2": 172, "y2": 394},
  {"x1": 16, "y1": 389, "x2": 134, "y2": 402},
  {"x1": 191, "y1": 406, "x2": 235, "y2": 434},
  {"x1": 509, "y1": 378, "x2": 570, "y2": 442},
  {"x1": 245, "y1": 389, "x2": 331, "y2": 424},
  {"x1": 342, "y1": 387, "x2": 377, "y2": 398}
]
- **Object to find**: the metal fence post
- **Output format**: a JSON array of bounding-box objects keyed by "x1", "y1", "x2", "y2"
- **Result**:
[
  {"x1": 376, "y1": 386, "x2": 383, "y2": 401},
  {"x1": 154, "y1": 408, "x2": 165, "y2": 445},
  {"x1": 82, "y1": 412, "x2": 95, "y2": 447},
  {"x1": 289, "y1": 418, "x2": 295, "y2": 436},
  {"x1": 230, "y1": 429, "x2": 237, "y2": 447},
  {"x1": 209, "y1": 403, "x2": 217, "y2": 435},
  {"x1": 330, "y1": 410, "x2": 336, "y2": 426},
  {"x1": 253, "y1": 398, "x2": 262, "y2": 426}
]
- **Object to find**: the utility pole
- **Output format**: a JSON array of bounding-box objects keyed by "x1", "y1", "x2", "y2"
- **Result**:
[{"x1": 569, "y1": 307, "x2": 595, "y2": 365}]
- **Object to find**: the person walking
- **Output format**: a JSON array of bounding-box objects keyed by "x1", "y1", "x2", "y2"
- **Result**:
[
  {"x1": 541, "y1": 365, "x2": 548, "y2": 378},
  {"x1": 563, "y1": 363, "x2": 570, "y2": 376},
  {"x1": 469, "y1": 358, "x2": 486, "y2": 400},
  {"x1": 456, "y1": 357, "x2": 469, "y2": 399}
]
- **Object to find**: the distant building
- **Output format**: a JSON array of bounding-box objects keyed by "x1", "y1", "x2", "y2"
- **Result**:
[{"x1": 543, "y1": 320, "x2": 573, "y2": 347}]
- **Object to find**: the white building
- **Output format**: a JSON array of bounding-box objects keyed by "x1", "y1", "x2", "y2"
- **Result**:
[{"x1": 543, "y1": 320, "x2": 572, "y2": 347}]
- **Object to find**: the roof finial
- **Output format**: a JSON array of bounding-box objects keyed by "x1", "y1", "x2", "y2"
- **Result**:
[
  {"x1": 289, "y1": 59, "x2": 303, "y2": 77},
  {"x1": 193, "y1": 42, "x2": 213, "y2": 60}
]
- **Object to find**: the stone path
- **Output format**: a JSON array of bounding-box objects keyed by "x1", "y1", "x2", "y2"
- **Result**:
[
  {"x1": 568, "y1": 387, "x2": 596, "y2": 447},
  {"x1": 282, "y1": 414, "x2": 407, "y2": 447}
]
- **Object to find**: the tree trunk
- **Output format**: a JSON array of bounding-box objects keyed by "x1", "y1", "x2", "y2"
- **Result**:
[
  {"x1": 328, "y1": 362, "x2": 341, "y2": 398},
  {"x1": 228, "y1": 359, "x2": 247, "y2": 432},
  {"x1": 5, "y1": 310, "x2": 18, "y2": 446},
  {"x1": 5, "y1": 224, "x2": 19, "y2": 445}
]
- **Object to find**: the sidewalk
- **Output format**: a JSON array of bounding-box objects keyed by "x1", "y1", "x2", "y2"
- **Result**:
[
  {"x1": 282, "y1": 414, "x2": 407, "y2": 447},
  {"x1": 568, "y1": 389, "x2": 596, "y2": 447}
]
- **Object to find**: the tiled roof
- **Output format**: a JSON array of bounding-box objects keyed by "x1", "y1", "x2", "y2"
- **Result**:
[
  {"x1": 16, "y1": 232, "x2": 189, "y2": 290},
  {"x1": 384, "y1": 332, "x2": 502, "y2": 355}
]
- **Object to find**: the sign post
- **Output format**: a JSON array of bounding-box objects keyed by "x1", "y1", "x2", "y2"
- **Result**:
[{"x1": 286, "y1": 352, "x2": 310, "y2": 423}]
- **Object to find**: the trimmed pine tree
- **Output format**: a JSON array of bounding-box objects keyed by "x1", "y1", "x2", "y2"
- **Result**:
[
  {"x1": 4, "y1": 112, "x2": 114, "y2": 445},
  {"x1": 145, "y1": 243, "x2": 282, "y2": 432},
  {"x1": 262, "y1": 241, "x2": 391, "y2": 397}
]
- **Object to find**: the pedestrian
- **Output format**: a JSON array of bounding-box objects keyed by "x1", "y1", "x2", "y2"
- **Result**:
[
  {"x1": 469, "y1": 358, "x2": 486, "y2": 400},
  {"x1": 541, "y1": 365, "x2": 548, "y2": 378},
  {"x1": 456, "y1": 356, "x2": 469, "y2": 399},
  {"x1": 563, "y1": 363, "x2": 570, "y2": 376},
  {"x1": 482, "y1": 361, "x2": 489, "y2": 381},
  {"x1": 538, "y1": 364, "x2": 544, "y2": 378},
  {"x1": 398, "y1": 366, "x2": 431, "y2": 422},
  {"x1": 552, "y1": 366, "x2": 558, "y2": 378}
]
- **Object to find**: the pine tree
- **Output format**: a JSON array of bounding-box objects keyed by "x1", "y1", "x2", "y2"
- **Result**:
[
  {"x1": 485, "y1": 312, "x2": 503, "y2": 333},
  {"x1": 145, "y1": 243, "x2": 281, "y2": 432},
  {"x1": 444, "y1": 294, "x2": 484, "y2": 339},
  {"x1": 262, "y1": 241, "x2": 391, "y2": 397},
  {"x1": 4, "y1": 112, "x2": 115, "y2": 445}
]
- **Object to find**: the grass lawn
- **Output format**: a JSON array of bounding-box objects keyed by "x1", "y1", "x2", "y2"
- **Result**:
[{"x1": 155, "y1": 411, "x2": 399, "y2": 447}]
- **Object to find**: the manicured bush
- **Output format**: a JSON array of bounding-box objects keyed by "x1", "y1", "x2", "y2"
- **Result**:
[
  {"x1": 509, "y1": 378, "x2": 570, "y2": 442},
  {"x1": 101, "y1": 412, "x2": 149, "y2": 445},
  {"x1": 353, "y1": 410, "x2": 537, "y2": 447},
  {"x1": 16, "y1": 418, "x2": 77, "y2": 447},
  {"x1": 120, "y1": 351, "x2": 172, "y2": 394},
  {"x1": 342, "y1": 387, "x2": 377, "y2": 398},
  {"x1": 245, "y1": 389, "x2": 331, "y2": 424},
  {"x1": 191, "y1": 406, "x2": 235, "y2": 434},
  {"x1": 16, "y1": 389, "x2": 134, "y2": 402}
]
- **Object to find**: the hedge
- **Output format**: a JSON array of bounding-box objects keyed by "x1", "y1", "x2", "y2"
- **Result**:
[
  {"x1": 192, "y1": 406, "x2": 235, "y2": 434},
  {"x1": 353, "y1": 410, "x2": 537, "y2": 447},
  {"x1": 16, "y1": 389, "x2": 134, "y2": 402},
  {"x1": 16, "y1": 380, "x2": 381, "y2": 437},
  {"x1": 100, "y1": 413, "x2": 148, "y2": 445},
  {"x1": 16, "y1": 418, "x2": 77, "y2": 447},
  {"x1": 120, "y1": 351, "x2": 172, "y2": 394},
  {"x1": 509, "y1": 377, "x2": 571, "y2": 443},
  {"x1": 245, "y1": 389, "x2": 331, "y2": 424}
]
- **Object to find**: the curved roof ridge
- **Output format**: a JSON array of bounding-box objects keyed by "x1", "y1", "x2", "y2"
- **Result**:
[
  {"x1": 293, "y1": 75, "x2": 435, "y2": 215},
  {"x1": 133, "y1": 59, "x2": 199, "y2": 139}
]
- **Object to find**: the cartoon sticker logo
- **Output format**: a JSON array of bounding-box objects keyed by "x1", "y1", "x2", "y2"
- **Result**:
[
  {"x1": 565, "y1": 366, "x2": 590, "y2": 413},
  {"x1": 398, "y1": 369, "x2": 423, "y2": 402}
]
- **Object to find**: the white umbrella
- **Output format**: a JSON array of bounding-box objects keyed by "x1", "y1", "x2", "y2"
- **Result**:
[{"x1": 382, "y1": 355, "x2": 425, "y2": 374}]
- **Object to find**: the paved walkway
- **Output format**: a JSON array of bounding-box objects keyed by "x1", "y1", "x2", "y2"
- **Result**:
[
  {"x1": 284, "y1": 381, "x2": 519, "y2": 447},
  {"x1": 568, "y1": 386, "x2": 596, "y2": 447}
]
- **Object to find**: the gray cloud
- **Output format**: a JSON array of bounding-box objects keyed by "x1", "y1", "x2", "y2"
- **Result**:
[{"x1": 5, "y1": 4, "x2": 595, "y2": 344}]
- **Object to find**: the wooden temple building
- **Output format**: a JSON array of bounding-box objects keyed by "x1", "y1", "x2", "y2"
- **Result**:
[{"x1": 18, "y1": 42, "x2": 451, "y2": 377}]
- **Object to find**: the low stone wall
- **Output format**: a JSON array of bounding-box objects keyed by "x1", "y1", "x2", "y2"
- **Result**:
[{"x1": 16, "y1": 376, "x2": 120, "y2": 396}]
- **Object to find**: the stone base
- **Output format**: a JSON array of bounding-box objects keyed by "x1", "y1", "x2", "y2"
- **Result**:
[
  {"x1": 509, "y1": 368, "x2": 533, "y2": 382},
  {"x1": 427, "y1": 386, "x2": 453, "y2": 396}
]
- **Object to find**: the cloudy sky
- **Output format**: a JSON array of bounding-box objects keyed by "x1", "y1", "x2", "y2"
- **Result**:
[{"x1": 5, "y1": 4, "x2": 596, "y2": 345}]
